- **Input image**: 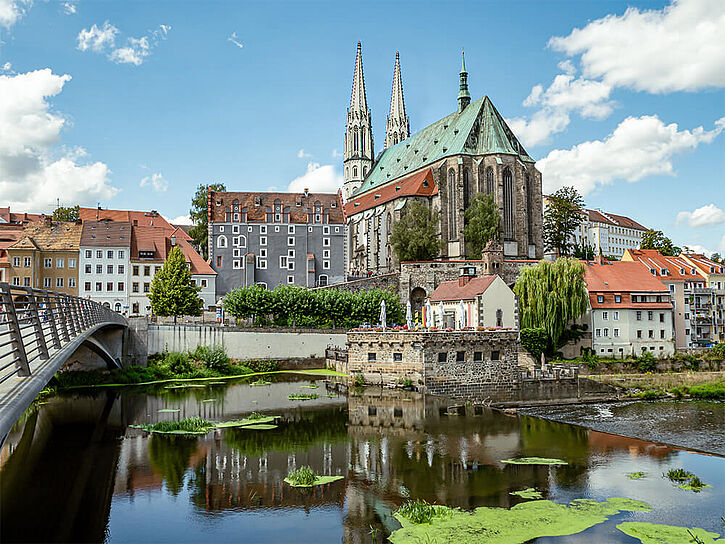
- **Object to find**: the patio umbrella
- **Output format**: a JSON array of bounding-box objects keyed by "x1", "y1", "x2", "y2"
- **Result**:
[
  {"x1": 458, "y1": 300, "x2": 466, "y2": 329},
  {"x1": 425, "y1": 299, "x2": 433, "y2": 328},
  {"x1": 380, "y1": 299, "x2": 387, "y2": 330},
  {"x1": 438, "y1": 301, "x2": 445, "y2": 328},
  {"x1": 406, "y1": 300, "x2": 413, "y2": 329}
]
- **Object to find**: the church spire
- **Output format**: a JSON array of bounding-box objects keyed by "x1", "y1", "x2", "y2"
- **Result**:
[
  {"x1": 343, "y1": 42, "x2": 374, "y2": 201},
  {"x1": 457, "y1": 50, "x2": 471, "y2": 112},
  {"x1": 385, "y1": 51, "x2": 410, "y2": 149}
]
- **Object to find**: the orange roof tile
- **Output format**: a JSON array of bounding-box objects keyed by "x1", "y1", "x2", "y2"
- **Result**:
[
  {"x1": 429, "y1": 275, "x2": 497, "y2": 302},
  {"x1": 584, "y1": 261, "x2": 669, "y2": 293},
  {"x1": 345, "y1": 168, "x2": 437, "y2": 215},
  {"x1": 624, "y1": 249, "x2": 704, "y2": 281}
]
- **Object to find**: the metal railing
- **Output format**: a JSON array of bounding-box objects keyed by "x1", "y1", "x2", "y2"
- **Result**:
[{"x1": 0, "y1": 283, "x2": 125, "y2": 385}]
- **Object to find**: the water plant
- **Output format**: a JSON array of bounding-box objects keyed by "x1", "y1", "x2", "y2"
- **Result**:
[
  {"x1": 284, "y1": 465, "x2": 344, "y2": 487},
  {"x1": 510, "y1": 488, "x2": 543, "y2": 499},
  {"x1": 133, "y1": 414, "x2": 279, "y2": 435},
  {"x1": 250, "y1": 378, "x2": 272, "y2": 386},
  {"x1": 666, "y1": 468, "x2": 695, "y2": 482},
  {"x1": 288, "y1": 393, "x2": 319, "y2": 400},
  {"x1": 616, "y1": 521, "x2": 722, "y2": 544},
  {"x1": 501, "y1": 457, "x2": 568, "y2": 465},
  {"x1": 626, "y1": 472, "x2": 646, "y2": 480},
  {"x1": 397, "y1": 499, "x2": 450, "y2": 524}
]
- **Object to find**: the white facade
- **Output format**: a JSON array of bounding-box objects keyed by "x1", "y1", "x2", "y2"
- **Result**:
[
  {"x1": 591, "y1": 302, "x2": 675, "y2": 358},
  {"x1": 79, "y1": 246, "x2": 130, "y2": 313},
  {"x1": 192, "y1": 274, "x2": 216, "y2": 309},
  {"x1": 129, "y1": 261, "x2": 162, "y2": 316}
]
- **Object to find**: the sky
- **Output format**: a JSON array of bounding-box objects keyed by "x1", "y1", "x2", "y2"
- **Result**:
[{"x1": 0, "y1": 0, "x2": 723, "y2": 255}]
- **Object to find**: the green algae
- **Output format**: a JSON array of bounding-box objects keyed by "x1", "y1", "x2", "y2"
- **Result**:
[
  {"x1": 288, "y1": 393, "x2": 319, "y2": 400},
  {"x1": 131, "y1": 415, "x2": 278, "y2": 435},
  {"x1": 617, "y1": 521, "x2": 725, "y2": 544},
  {"x1": 627, "y1": 472, "x2": 646, "y2": 480},
  {"x1": 500, "y1": 457, "x2": 568, "y2": 465},
  {"x1": 240, "y1": 424, "x2": 277, "y2": 430},
  {"x1": 678, "y1": 482, "x2": 712, "y2": 491},
  {"x1": 283, "y1": 475, "x2": 344, "y2": 487},
  {"x1": 510, "y1": 488, "x2": 542, "y2": 499},
  {"x1": 157, "y1": 409, "x2": 180, "y2": 413},
  {"x1": 389, "y1": 497, "x2": 651, "y2": 544},
  {"x1": 300, "y1": 384, "x2": 319, "y2": 389},
  {"x1": 250, "y1": 379, "x2": 272, "y2": 386}
]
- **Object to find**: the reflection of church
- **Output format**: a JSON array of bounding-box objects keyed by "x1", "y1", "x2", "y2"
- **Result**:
[{"x1": 343, "y1": 44, "x2": 545, "y2": 275}]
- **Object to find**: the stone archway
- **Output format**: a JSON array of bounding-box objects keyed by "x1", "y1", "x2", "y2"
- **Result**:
[{"x1": 409, "y1": 287, "x2": 426, "y2": 318}]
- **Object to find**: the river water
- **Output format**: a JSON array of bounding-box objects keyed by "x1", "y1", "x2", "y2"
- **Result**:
[{"x1": 1, "y1": 375, "x2": 723, "y2": 543}]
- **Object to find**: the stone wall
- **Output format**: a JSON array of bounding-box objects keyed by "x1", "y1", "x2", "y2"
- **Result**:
[
  {"x1": 317, "y1": 272, "x2": 400, "y2": 294},
  {"x1": 346, "y1": 331, "x2": 426, "y2": 387}
]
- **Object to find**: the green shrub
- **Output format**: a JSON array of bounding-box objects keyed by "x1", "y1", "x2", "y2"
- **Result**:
[
  {"x1": 246, "y1": 360, "x2": 279, "y2": 373},
  {"x1": 353, "y1": 372, "x2": 365, "y2": 387},
  {"x1": 190, "y1": 345, "x2": 230, "y2": 372},
  {"x1": 636, "y1": 390, "x2": 659, "y2": 400},
  {"x1": 397, "y1": 499, "x2": 447, "y2": 524},
  {"x1": 520, "y1": 328, "x2": 548, "y2": 361},
  {"x1": 687, "y1": 382, "x2": 725, "y2": 399},
  {"x1": 636, "y1": 350, "x2": 657, "y2": 372},
  {"x1": 164, "y1": 352, "x2": 194, "y2": 375}
]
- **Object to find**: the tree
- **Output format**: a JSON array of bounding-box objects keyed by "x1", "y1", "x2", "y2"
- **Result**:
[
  {"x1": 513, "y1": 258, "x2": 589, "y2": 355},
  {"x1": 189, "y1": 183, "x2": 226, "y2": 260},
  {"x1": 543, "y1": 187, "x2": 584, "y2": 257},
  {"x1": 711, "y1": 252, "x2": 722, "y2": 263},
  {"x1": 572, "y1": 242, "x2": 595, "y2": 260},
  {"x1": 149, "y1": 246, "x2": 203, "y2": 320},
  {"x1": 53, "y1": 205, "x2": 80, "y2": 222},
  {"x1": 390, "y1": 201, "x2": 441, "y2": 262},
  {"x1": 640, "y1": 229, "x2": 681, "y2": 256},
  {"x1": 463, "y1": 193, "x2": 501, "y2": 259}
]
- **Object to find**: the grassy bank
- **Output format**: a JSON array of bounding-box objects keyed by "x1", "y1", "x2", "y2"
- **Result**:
[{"x1": 590, "y1": 371, "x2": 725, "y2": 400}]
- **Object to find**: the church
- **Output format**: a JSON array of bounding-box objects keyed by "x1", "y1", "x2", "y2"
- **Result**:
[{"x1": 343, "y1": 43, "x2": 544, "y2": 275}]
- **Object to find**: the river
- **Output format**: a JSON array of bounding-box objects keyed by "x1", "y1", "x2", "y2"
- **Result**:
[{"x1": 1, "y1": 374, "x2": 723, "y2": 543}]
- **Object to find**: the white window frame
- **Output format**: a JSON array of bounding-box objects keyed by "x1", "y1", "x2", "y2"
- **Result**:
[
  {"x1": 219, "y1": 226, "x2": 225, "y2": 232},
  {"x1": 56, "y1": 258, "x2": 64, "y2": 268},
  {"x1": 323, "y1": 238, "x2": 330, "y2": 247},
  {"x1": 288, "y1": 261, "x2": 295, "y2": 271},
  {"x1": 279, "y1": 256, "x2": 288, "y2": 268},
  {"x1": 217, "y1": 235, "x2": 228, "y2": 248},
  {"x1": 44, "y1": 258, "x2": 52, "y2": 268},
  {"x1": 260, "y1": 236, "x2": 267, "y2": 246},
  {"x1": 335, "y1": 226, "x2": 340, "y2": 233},
  {"x1": 323, "y1": 226, "x2": 330, "y2": 235},
  {"x1": 233, "y1": 259, "x2": 243, "y2": 269},
  {"x1": 248, "y1": 226, "x2": 253, "y2": 232},
  {"x1": 56, "y1": 277, "x2": 64, "y2": 288},
  {"x1": 323, "y1": 260, "x2": 330, "y2": 270},
  {"x1": 323, "y1": 249, "x2": 330, "y2": 259},
  {"x1": 308, "y1": 226, "x2": 313, "y2": 233},
  {"x1": 288, "y1": 237, "x2": 295, "y2": 246},
  {"x1": 259, "y1": 248, "x2": 267, "y2": 258},
  {"x1": 256, "y1": 257, "x2": 267, "y2": 269},
  {"x1": 260, "y1": 225, "x2": 267, "y2": 234},
  {"x1": 69, "y1": 278, "x2": 76, "y2": 288},
  {"x1": 287, "y1": 275, "x2": 294, "y2": 284},
  {"x1": 232, "y1": 225, "x2": 240, "y2": 234},
  {"x1": 68, "y1": 258, "x2": 76, "y2": 269},
  {"x1": 233, "y1": 248, "x2": 241, "y2": 257},
  {"x1": 43, "y1": 277, "x2": 52, "y2": 288},
  {"x1": 288, "y1": 225, "x2": 295, "y2": 234},
  {"x1": 118, "y1": 250, "x2": 125, "y2": 259},
  {"x1": 85, "y1": 250, "x2": 92, "y2": 258}
]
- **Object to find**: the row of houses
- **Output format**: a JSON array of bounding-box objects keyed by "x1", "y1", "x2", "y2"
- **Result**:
[{"x1": 0, "y1": 207, "x2": 215, "y2": 315}]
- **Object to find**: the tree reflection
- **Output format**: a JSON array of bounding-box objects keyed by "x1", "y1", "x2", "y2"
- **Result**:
[{"x1": 148, "y1": 435, "x2": 199, "y2": 495}]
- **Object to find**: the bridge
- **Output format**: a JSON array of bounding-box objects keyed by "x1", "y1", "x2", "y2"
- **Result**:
[{"x1": 0, "y1": 283, "x2": 130, "y2": 441}]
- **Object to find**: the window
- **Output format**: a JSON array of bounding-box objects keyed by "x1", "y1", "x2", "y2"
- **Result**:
[
  {"x1": 447, "y1": 169, "x2": 457, "y2": 238},
  {"x1": 648, "y1": 311, "x2": 653, "y2": 320},
  {"x1": 288, "y1": 225, "x2": 295, "y2": 234},
  {"x1": 496, "y1": 309, "x2": 503, "y2": 327},
  {"x1": 118, "y1": 265, "x2": 124, "y2": 274},
  {"x1": 636, "y1": 311, "x2": 642, "y2": 321},
  {"x1": 107, "y1": 265, "x2": 113, "y2": 274},
  {"x1": 637, "y1": 330, "x2": 642, "y2": 338},
  {"x1": 438, "y1": 352, "x2": 447, "y2": 363},
  {"x1": 596, "y1": 328, "x2": 601, "y2": 337},
  {"x1": 318, "y1": 274, "x2": 328, "y2": 286},
  {"x1": 217, "y1": 235, "x2": 227, "y2": 248},
  {"x1": 259, "y1": 248, "x2": 267, "y2": 258},
  {"x1": 287, "y1": 236, "x2": 295, "y2": 246},
  {"x1": 85, "y1": 264, "x2": 92, "y2": 273},
  {"x1": 23, "y1": 277, "x2": 30, "y2": 286},
  {"x1": 23, "y1": 257, "x2": 31, "y2": 268},
  {"x1": 85, "y1": 250, "x2": 92, "y2": 258},
  {"x1": 118, "y1": 282, "x2": 124, "y2": 291},
  {"x1": 491, "y1": 350, "x2": 500, "y2": 361},
  {"x1": 143, "y1": 283, "x2": 150, "y2": 293},
  {"x1": 260, "y1": 236, "x2": 267, "y2": 246},
  {"x1": 201, "y1": 279, "x2": 207, "y2": 288},
  {"x1": 279, "y1": 256, "x2": 288, "y2": 268},
  {"x1": 685, "y1": 329, "x2": 690, "y2": 336},
  {"x1": 44, "y1": 258, "x2": 52, "y2": 268},
  {"x1": 393, "y1": 352, "x2": 402, "y2": 362},
  {"x1": 323, "y1": 226, "x2": 330, "y2": 235},
  {"x1": 96, "y1": 250, "x2": 102, "y2": 259},
  {"x1": 84, "y1": 281, "x2": 91, "y2": 291},
  {"x1": 44, "y1": 277, "x2": 52, "y2": 287},
  {"x1": 107, "y1": 250, "x2": 114, "y2": 259},
  {"x1": 602, "y1": 311, "x2": 608, "y2": 320},
  {"x1": 455, "y1": 351, "x2": 465, "y2": 362},
  {"x1": 323, "y1": 260, "x2": 330, "y2": 270},
  {"x1": 96, "y1": 265, "x2": 102, "y2": 274},
  {"x1": 287, "y1": 275, "x2": 294, "y2": 284},
  {"x1": 335, "y1": 226, "x2": 340, "y2": 233},
  {"x1": 367, "y1": 352, "x2": 376, "y2": 362},
  {"x1": 11, "y1": 277, "x2": 19, "y2": 285},
  {"x1": 613, "y1": 311, "x2": 619, "y2": 320},
  {"x1": 219, "y1": 226, "x2": 225, "y2": 232},
  {"x1": 659, "y1": 313, "x2": 664, "y2": 322},
  {"x1": 94, "y1": 281, "x2": 101, "y2": 291},
  {"x1": 473, "y1": 351, "x2": 482, "y2": 362},
  {"x1": 118, "y1": 251, "x2": 124, "y2": 259},
  {"x1": 233, "y1": 259, "x2": 242, "y2": 269},
  {"x1": 256, "y1": 258, "x2": 267, "y2": 269},
  {"x1": 502, "y1": 167, "x2": 514, "y2": 237},
  {"x1": 603, "y1": 328, "x2": 609, "y2": 337},
  {"x1": 288, "y1": 261, "x2": 295, "y2": 271},
  {"x1": 260, "y1": 225, "x2": 267, "y2": 234},
  {"x1": 275, "y1": 226, "x2": 280, "y2": 232},
  {"x1": 68, "y1": 258, "x2": 76, "y2": 269},
  {"x1": 132, "y1": 302, "x2": 139, "y2": 314},
  {"x1": 485, "y1": 166, "x2": 494, "y2": 194},
  {"x1": 323, "y1": 238, "x2": 330, "y2": 247},
  {"x1": 68, "y1": 278, "x2": 76, "y2": 288},
  {"x1": 132, "y1": 282, "x2": 139, "y2": 293},
  {"x1": 648, "y1": 330, "x2": 654, "y2": 338},
  {"x1": 144, "y1": 266, "x2": 150, "y2": 276},
  {"x1": 216, "y1": 256, "x2": 222, "y2": 268},
  {"x1": 12, "y1": 257, "x2": 20, "y2": 267},
  {"x1": 685, "y1": 312, "x2": 690, "y2": 320},
  {"x1": 133, "y1": 265, "x2": 139, "y2": 276},
  {"x1": 597, "y1": 295, "x2": 604, "y2": 303},
  {"x1": 233, "y1": 225, "x2": 240, "y2": 234},
  {"x1": 615, "y1": 295, "x2": 622, "y2": 303},
  {"x1": 323, "y1": 249, "x2": 330, "y2": 259},
  {"x1": 614, "y1": 328, "x2": 619, "y2": 337},
  {"x1": 660, "y1": 330, "x2": 665, "y2": 339}
]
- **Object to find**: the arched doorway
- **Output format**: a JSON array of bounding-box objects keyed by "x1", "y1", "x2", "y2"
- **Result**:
[
  {"x1": 102, "y1": 302, "x2": 110, "y2": 309},
  {"x1": 409, "y1": 287, "x2": 426, "y2": 319},
  {"x1": 114, "y1": 302, "x2": 122, "y2": 313}
]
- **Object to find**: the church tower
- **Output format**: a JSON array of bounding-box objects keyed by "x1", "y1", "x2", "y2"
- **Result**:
[
  {"x1": 343, "y1": 42, "x2": 374, "y2": 201},
  {"x1": 384, "y1": 52, "x2": 410, "y2": 149},
  {"x1": 457, "y1": 51, "x2": 471, "y2": 112}
]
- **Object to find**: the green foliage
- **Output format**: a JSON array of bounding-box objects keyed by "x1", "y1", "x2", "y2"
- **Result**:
[
  {"x1": 287, "y1": 465, "x2": 316, "y2": 486},
  {"x1": 165, "y1": 352, "x2": 194, "y2": 374},
  {"x1": 636, "y1": 390, "x2": 659, "y2": 400},
  {"x1": 143, "y1": 417, "x2": 214, "y2": 434},
  {"x1": 636, "y1": 350, "x2": 657, "y2": 372},
  {"x1": 640, "y1": 229, "x2": 681, "y2": 256},
  {"x1": 246, "y1": 360, "x2": 279, "y2": 373},
  {"x1": 189, "y1": 182, "x2": 226, "y2": 260},
  {"x1": 514, "y1": 258, "x2": 588, "y2": 352},
  {"x1": 149, "y1": 246, "x2": 203, "y2": 318},
  {"x1": 463, "y1": 193, "x2": 501, "y2": 259},
  {"x1": 288, "y1": 393, "x2": 319, "y2": 400},
  {"x1": 52, "y1": 205, "x2": 80, "y2": 222},
  {"x1": 224, "y1": 285, "x2": 405, "y2": 329},
  {"x1": 665, "y1": 468, "x2": 694, "y2": 482},
  {"x1": 543, "y1": 186, "x2": 584, "y2": 257},
  {"x1": 397, "y1": 499, "x2": 448, "y2": 524},
  {"x1": 686, "y1": 382, "x2": 725, "y2": 399},
  {"x1": 353, "y1": 372, "x2": 365, "y2": 387},
  {"x1": 711, "y1": 252, "x2": 722, "y2": 263},
  {"x1": 520, "y1": 328, "x2": 548, "y2": 360},
  {"x1": 390, "y1": 200, "x2": 441, "y2": 262},
  {"x1": 572, "y1": 242, "x2": 596, "y2": 260},
  {"x1": 190, "y1": 345, "x2": 230, "y2": 372}
]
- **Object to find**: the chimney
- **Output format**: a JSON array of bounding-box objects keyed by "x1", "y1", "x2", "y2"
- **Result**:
[
  {"x1": 43, "y1": 215, "x2": 52, "y2": 228},
  {"x1": 170, "y1": 234, "x2": 176, "y2": 246},
  {"x1": 595, "y1": 254, "x2": 607, "y2": 265},
  {"x1": 458, "y1": 265, "x2": 476, "y2": 287},
  {"x1": 304, "y1": 188, "x2": 309, "y2": 198}
]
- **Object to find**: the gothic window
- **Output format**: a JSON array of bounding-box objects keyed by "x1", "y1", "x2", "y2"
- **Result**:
[
  {"x1": 393, "y1": 132, "x2": 398, "y2": 144},
  {"x1": 353, "y1": 166, "x2": 358, "y2": 178},
  {"x1": 217, "y1": 235, "x2": 227, "y2": 248},
  {"x1": 503, "y1": 167, "x2": 514, "y2": 238},
  {"x1": 485, "y1": 166, "x2": 494, "y2": 195},
  {"x1": 361, "y1": 127, "x2": 366, "y2": 154},
  {"x1": 447, "y1": 169, "x2": 457, "y2": 239},
  {"x1": 363, "y1": 166, "x2": 368, "y2": 176},
  {"x1": 463, "y1": 168, "x2": 470, "y2": 210},
  {"x1": 526, "y1": 174, "x2": 535, "y2": 244},
  {"x1": 353, "y1": 127, "x2": 359, "y2": 152}
]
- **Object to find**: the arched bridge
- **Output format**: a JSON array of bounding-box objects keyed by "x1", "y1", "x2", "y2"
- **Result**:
[{"x1": 0, "y1": 283, "x2": 130, "y2": 441}]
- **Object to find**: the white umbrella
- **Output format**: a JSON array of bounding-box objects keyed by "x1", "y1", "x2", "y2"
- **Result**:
[
  {"x1": 425, "y1": 299, "x2": 433, "y2": 328},
  {"x1": 458, "y1": 300, "x2": 466, "y2": 329},
  {"x1": 438, "y1": 301, "x2": 445, "y2": 328},
  {"x1": 380, "y1": 299, "x2": 387, "y2": 330},
  {"x1": 406, "y1": 300, "x2": 413, "y2": 329}
]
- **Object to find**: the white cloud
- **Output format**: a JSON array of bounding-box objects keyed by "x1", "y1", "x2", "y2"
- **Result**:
[
  {"x1": 0, "y1": 68, "x2": 118, "y2": 212},
  {"x1": 77, "y1": 21, "x2": 118, "y2": 52},
  {"x1": 287, "y1": 162, "x2": 342, "y2": 194},
  {"x1": 331, "y1": 148, "x2": 343, "y2": 158},
  {"x1": 164, "y1": 214, "x2": 191, "y2": 225},
  {"x1": 549, "y1": 0, "x2": 725, "y2": 93},
  {"x1": 77, "y1": 23, "x2": 169, "y2": 65},
  {"x1": 297, "y1": 148, "x2": 311, "y2": 159},
  {"x1": 1, "y1": 62, "x2": 11, "y2": 72},
  {"x1": 537, "y1": 115, "x2": 725, "y2": 195},
  {"x1": 0, "y1": 0, "x2": 31, "y2": 29},
  {"x1": 139, "y1": 172, "x2": 168, "y2": 192},
  {"x1": 228, "y1": 31, "x2": 243, "y2": 49},
  {"x1": 62, "y1": 1, "x2": 76, "y2": 15},
  {"x1": 676, "y1": 204, "x2": 725, "y2": 228},
  {"x1": 682, "y1": 244, "x2": 713, "y2": 257},
  {"x1": 720, "y1": 234, "x2": 725, "y2": 253}
]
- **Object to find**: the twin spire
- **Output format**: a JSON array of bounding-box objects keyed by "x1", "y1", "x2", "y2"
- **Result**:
[{"x1": 385, "y1": 51, "x2": 409, "y2": 149}]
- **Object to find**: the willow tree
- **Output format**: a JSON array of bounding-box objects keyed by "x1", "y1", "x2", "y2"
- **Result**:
[{"x1": 513, "y1": 258, "x2": 588, "y2": 352}]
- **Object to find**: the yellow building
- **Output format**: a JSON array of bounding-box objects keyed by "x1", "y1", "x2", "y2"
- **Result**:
[{"x1": 7, "y1": 218, "x2": 83, "y2": 295}]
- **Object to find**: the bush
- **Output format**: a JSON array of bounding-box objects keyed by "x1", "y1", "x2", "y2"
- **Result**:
[
  {"x1": 636, "y1": 350, "x2": 657, "y2": 373},
  {"x1": 520, "y1": 328, "x2": 548, "y2": 361},
  {"x1": 246, "y1": 360, "x2": 279, "y2": 373},
  {"x1": 190, "y1": 345, "x2": 230, "y2": 372},
  {"x1": 164, "y1": 352, "x2": 194, "y2": 375}
]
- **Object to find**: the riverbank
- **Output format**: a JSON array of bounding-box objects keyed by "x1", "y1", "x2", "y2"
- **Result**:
[{"x1": 588, "y1": 371, "x2": 725, "y2": 400}]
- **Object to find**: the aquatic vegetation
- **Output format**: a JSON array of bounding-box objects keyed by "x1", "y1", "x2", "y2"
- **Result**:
[
  {"x1": 157, "y1": 408, "x2": 180, "y2": 413},
  {"x1": 250, "y1": 379, "x2": 272, "y2": 386},
  {"x1": 635, "y1": 390, "x2": 660, "y2": 400},
  {"x1": 616, "y1": 522, "x2": 724, "y2": 544},
  {"x1": 201, "y1": 399, "x2": 216, "y2": 403},
  {"x1": 501, "y1": 457, "x2": 568, "y2": 465},
  {"x1": 288, "y1": 393, "x2": 319, "y2": 400},
  {"x1": 241, "y1": 424, "x2": 278, "y2": 430},
  {"x1": 300, "y1": 384, "x2": 319, "y2": 389},
  {"x1": 389, "y1": 497, "x2": 651, "y2": 544},
  {"x1": 132, "y1": 415, "x2": 278, "y2": 434},
  {"x1": 284, "y1": 465, "x2": 344, "y2": 487},
  {"x1": 397, "y1": 499, "x2": 451, "y2": 524},
  {"x1": 626, "y1": 472, "x2": 646, "y2": 480},
  {"x1": 664, "y1": 468, "x2": 710, "y2": 491},
  {"x1": 510, "y1": 488, "x2": 543, "y2": 499},
  {"x1": 666, "y1": 468, "x2": 695, "y2": 482},
  {"x1": 678, "y1": 476, "x2": 711, "y2": 492}
]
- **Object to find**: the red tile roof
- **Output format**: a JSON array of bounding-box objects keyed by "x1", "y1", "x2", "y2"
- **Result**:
[
  {"x1": 0, "y1": 207, "x2": 42, "y2": 225},
  {"x1": 683, "y1": 253, "x2": 725, "y2": 275},
  {"x1": 585, "y1": 261, "x2": 671, "y2": 309},
  {"x1": 130, "y1": 226, "x2": 214, "y2": 275},
  {"x1": 429, "y1": 275, "x2": 497, "y2": 302},
  {"x1": 624, "y1": 249, "x2": 704, "y2": 281},
  {"x1": 345, "y1": 168, "x2": 437, "y2": 215},
  {"x1": 209, "y1": 191, "x2": 344, "y2": 224},
  {"x1": 604, "y1": 212, "x2": 647, "y2": 231},
  {"x1": 81, "y1": 221, "x2": 132, "y2": 247},
  {"x1": 586, "y1": 209, "x2": 616, "y2": 225}
]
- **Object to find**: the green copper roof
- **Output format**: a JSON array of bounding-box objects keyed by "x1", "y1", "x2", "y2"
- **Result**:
[{"x1": 352, "y1": 96, "x2": 535, "y2": 197}]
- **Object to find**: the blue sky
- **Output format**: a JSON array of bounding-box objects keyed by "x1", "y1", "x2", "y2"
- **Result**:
[{"x1": 1, "y1": 0, "x2": 723, "y2": 254}]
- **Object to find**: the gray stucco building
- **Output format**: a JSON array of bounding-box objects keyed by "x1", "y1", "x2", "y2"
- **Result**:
[{"x1": 208, "y1": 190, "x2": 346, "y2": 298}]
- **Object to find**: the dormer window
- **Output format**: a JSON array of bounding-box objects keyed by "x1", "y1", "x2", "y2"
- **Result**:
[
  {"x1": 650, "y1": 268, "x2": 657, "y2": 275},
  {"x1": 660, "y1": 268, "x2": 667, "y2": 275}
]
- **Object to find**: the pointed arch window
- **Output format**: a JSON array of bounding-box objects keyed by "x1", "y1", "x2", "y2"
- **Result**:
[
  {"x1": 447, "y1": 169, "x2": 457, "y2": 239},
  {"x1": 503, "y1": 167, "x2": 514, "y2": 238},
  {"x1": 393, "y1": 132, "x2": 398, "y2": 145},
  {"x1": 361, "y1": 127, "x2": 366, "y2": 154},
  {"x1": 526, "y1": 174, "x2": 535, "y2": 244},
  {"x1": 353, "y1": 166, "x2": 358, "y2": 178},
  {"x1": 353, "y1": 127, "x2": 359, "y2": 153},
  {"x1": 485, "y1": 166, "x2": 494, "y2": 195},
  {"x1": 463, "y1": 168, "x2": 470, "y2": 210}
]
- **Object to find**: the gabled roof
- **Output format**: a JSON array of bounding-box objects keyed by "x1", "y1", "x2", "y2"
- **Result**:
[
  {"x1": 9, "y1": 221, "x2": 83, "y2": 251},
  {"x1": 81, "y1": 221, "x2": 132, "y2": 247},
  {"x1": 604, "y1": 212, "x2": 647, "y2": 231},
  {"x1": 682, "y1": 253, "x2": 725, "y2": 276},
  {"x1": 584, "y1": 261, "x2": 670, "y2": 293},
  {"x1": 344, "y1": 168, "x2": 437, "y2": 215},
  {"x1": 130, "y1": 225, "x2": 215, "y2": 275},
  {"x1": 209, "y1": 191, "x2": 344, "y2": 224},
  {"x1": 354, "y1": 95, "x2": 534, "y2": 196},
  {"x1": 623, "y1": 249, "x2": 704, "y2": 281},
  {"x1": 0, "y1": 208, "x2": 42, "y2": 225},
  {"x1": 429, "y1": 275, "x2": 497, "y2": 302},
  {"x1": 586, "y1": 209, "x2": 616, "y2": 225}
]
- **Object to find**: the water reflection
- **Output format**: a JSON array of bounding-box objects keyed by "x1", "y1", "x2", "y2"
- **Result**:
[{"x1": 1, "y1": 379, "x2": 722, "y2": 543}]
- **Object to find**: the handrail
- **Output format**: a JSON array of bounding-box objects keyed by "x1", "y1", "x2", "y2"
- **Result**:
[{"x1": 0, "y1": 283, "x2": 125, "y2": 384}]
